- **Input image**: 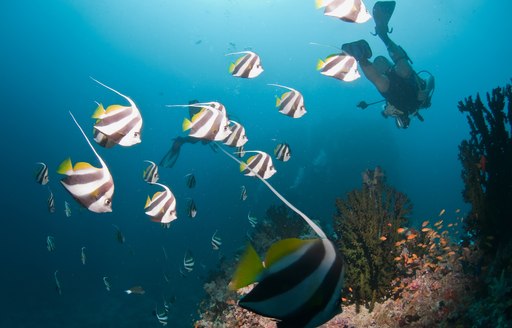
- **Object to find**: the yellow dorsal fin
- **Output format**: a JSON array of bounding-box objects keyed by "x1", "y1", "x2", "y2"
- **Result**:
[
  {"x1": 57, "y1": 158, "x2": 73, "y2": 174},
  {"x1": 74, "y1": 162, "x2": 95, "y2": 171},
  {"x1": 264, "y1": 238, "x2": 315, "y2": 269},
  {"x1": 281, "y1": 91, "x2": 291, "y2": 100},
  {"x1": 229, "y1": 243, "x2": 264, "y2": 290},
  {"x1": 105, "y1": 104, "x2": 125, "y2": 113},
  {"x1": 316, "y1": 59, "x2": 325, "y2": 71},
  {"x1": 190, "y1": 107, "x2": 207, "y2": 122},
  {"x1": 152, "y1": 191, "x2": 162, "y2": 200},
  {"x1": 92, "y1": 103, "x2": 105, "y2": 119}
]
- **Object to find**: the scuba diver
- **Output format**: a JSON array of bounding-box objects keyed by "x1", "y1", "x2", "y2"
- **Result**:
[{"x1": 342, "y1": 1, "x2": 435, "y2": 129}]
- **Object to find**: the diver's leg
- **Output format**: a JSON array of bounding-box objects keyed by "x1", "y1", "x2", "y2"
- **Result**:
[
  {"x1": 359, "y1": 60, "x2": 390, "y2": 94},
  {"x1": 381, "y1": 37, "x2": 414, "y2": 79}
]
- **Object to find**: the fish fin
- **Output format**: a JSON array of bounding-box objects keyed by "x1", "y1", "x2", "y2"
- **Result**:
[
  {"x1": 152, "y1": 191, "x2": 162, "y2": 200},
  {"x1": 125, "y1": 290, "x2": 132, "y2": 294},
  {"x1": 92, "y1": 103, "x2": 105, "y2": 118},
  {"x1": 182, "y1": 118, "x2": 192, "y2": 131},
  {"x1": 57, "y1": 158, "x2": 73, "y2": 174},
  {"x1": 229, "y1": 243, "x2": 264, "y2": 290},
  {"x1": 145, "y1": 196, "x2": 151, "y2": 208},
  {"x1": 316, "y1": 59, "x2": 325, "y2": 70},
  {"x1": 74, "y1": 162, "x2": 95, "y2": 171},
  {"x1": 228, "y1": 62, "x2": 235, "y2": 74},
  {"x1": 275, "y1": 96, "x2": 281, "y2": 107},
  {"x1": 315, "y1": 0, "x2": 326, "y2": 9},
  {"x1": 265, "y1": 238, "x2": 315, "y2": 269},
  {"x1": 105, "y1": 104, "x2": 125, "y2": 113},
  {"x1": 239, "y1": 161, "x2": 247, "y2": 172}
]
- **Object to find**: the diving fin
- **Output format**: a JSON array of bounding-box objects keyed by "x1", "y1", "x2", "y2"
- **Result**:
[{"x1": 373, "y1": 1, "x2": 396, "y2": 36}]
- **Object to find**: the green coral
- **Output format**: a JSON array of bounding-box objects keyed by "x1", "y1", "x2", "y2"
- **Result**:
[{"x1": 333, "y1": 169, "x2": 412, "y2": 311}]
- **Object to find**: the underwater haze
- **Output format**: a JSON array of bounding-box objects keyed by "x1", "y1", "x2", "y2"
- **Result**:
[{"x1": 2, "y1": 0, "x2": 512, "y2": 327}]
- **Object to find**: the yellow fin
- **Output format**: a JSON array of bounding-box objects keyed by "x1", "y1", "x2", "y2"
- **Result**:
[
  {"x1": 229, "y1": 243, "x2": 264, "y2": 290},
  {"x1": 145, "y1": 196, "x2": 151, "y2": 208},
  {"x1": 74, "y1": 162, "x2": 95, "y2": 171},
  {"x1": 275, "y1": 96, "x2": 281, "y2": 107},
  {"x1": 105, "y1": 104, "x2": 125, "y2": 113},
  {"x1": 239, "y1": 161, "x2": 247, "y2": 172},
  {"x1": 152, "y1": 191, "x2": 162, "y2": 200},
  {"x1": 182, "y1": 118, "x2": 192, "y2": 131},
  {"x1": 315, "y1": 0, "x2": 325, "y2": 9},
  {"x1": 316, "y1": 59, "x2": 325, "y2": 71},
  {"x1": 92, "y1": 103, "x2": 105, "y2": 119},
  {"x1": 265, "y1": 238, "x2": 315, "y2": 269},
  {"x1": 57, "y1": 158, "x2": 73, "y2": 174},
  {"x1": 229, "y1": 63, "x2": 235, "y2": 74}
]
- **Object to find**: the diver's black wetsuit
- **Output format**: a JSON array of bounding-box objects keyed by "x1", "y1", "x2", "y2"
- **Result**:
[{"x1": 381, "y1": 69, "x2": 421, "y2": 116}]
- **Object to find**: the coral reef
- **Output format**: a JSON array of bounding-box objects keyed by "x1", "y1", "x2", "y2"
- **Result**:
[
  {"x1": 458, "y1": 82, "x2": 512, "y2": 326},
  {"x1": 332, "y1": 167, "x2": 412, "y2": 311}
]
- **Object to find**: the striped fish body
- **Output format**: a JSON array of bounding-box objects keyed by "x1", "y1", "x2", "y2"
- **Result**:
[
  {"x1": 183, "y1": 251, "x2": 194, "y2": 272},
  {"x1": 232, "y1": 238, "x2": 344, "y2": 328},
  {"x1": 227, "y1": 51, "x2": 264, "y2": 78},
  {"x1": 92, "y1": 128, "x2": 117, "y2": 148},
  {"x1": 35, "y1": 162, "x2": 49, "y2": 185},
  {"x1": 145, "y1": 183, "x2": 177, "y2": 225},
  {"x1": 185, "y1": 174, "x2": 196, "y2": 188},
  {"x1": 318, "y1": 0, "x2": 372, "y2": 23},
  {"x1": 223, "y1": 120, "x2": 248, "y2": 147},
  {"x1": 182, "y1": 106, "x2": 231, "y2": 141},
  {"x1": 187, "y1": 199, "x2": 197, "y2": 218},
  {"x1": 92, "y1": 103, "x2": 142, "y2": 147},
  {"x1": 271, "y1": 84, "x2": 307, "y2": 119},
  {"x1": 240, "y1": 185, "x2": 248, "y2": 201},
  {"x1": 236, "y1": 146, "x2": 246, "y2": 158},
  {"x1": 143, "y1": 160, "x2": 159, "y2": 184},
  {"x1": 48, "y1": 190, "x2": 56, "y2": 213},
  {"x1": 211, "y1": 230, "x2": 222, "y2": 250},
  {"x1": 274, "y1": 143, "x2": 291, "y2": 162},
  {"x1": 58, "y1": 159, "x2": 114, "y2": 213},
  {"x1": 240, "y1": 151, "x2": 276, "y2": 180},
  {"x1": 317, "y1": 54, "x2": 360, "y2": 82}
]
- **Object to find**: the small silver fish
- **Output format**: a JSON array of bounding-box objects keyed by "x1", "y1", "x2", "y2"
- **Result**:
[
  {"x1": 81, "y1": 247, "x2": 86, "y2": 265},
  {"x1": 47, "y1": 236, "x2": 56, "y2": 252},
  {"x1": 103, "y1": 276, "x2": 111, "y2": 291}
]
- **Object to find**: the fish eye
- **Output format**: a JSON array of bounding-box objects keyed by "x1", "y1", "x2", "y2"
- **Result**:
[
  {"x1": 134, "y1": 132, "x2": 140, "y2": 137},
  {"x1": 104, "y1": 199, "x2": 112, "y2": 206}
]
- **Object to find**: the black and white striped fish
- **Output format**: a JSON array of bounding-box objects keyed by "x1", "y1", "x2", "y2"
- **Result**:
[
  {"x1": 47, "y1": 188, "x2": 56, "y2": 213},
  {"x1": 64, "y1": 201, "x2": 71, "y2": 218},
  {"x1": 35, "y1": 162, "x2": 49, "y2": 185},
  {"x1": 185, "y1": 173, "x2": 196, "y2": 188},
  {"x1": 240, "y1": 151, "x2": 277, "y2": 180},
  {"x1": 223, "y1": 120, "x2": 248, "y2": 147},
  {"x1": 57, "y1": 112, "x2": 114, "y2": 213},
  {"x1": 144, "y1": 182, "x2": 177, "y2": 228},
  {"x1": 183, "y1": 250, "x2": 194, "y2": 272},
  {"x1": 181, "y1": 104, "x2": 231, "y2": 141},
  {"x1": 240, "y1": 185, "x2": 248, "y2": 201},
  {"x1": 247, "y1": 211, "x2": 257, "y2": 228},
  {"x1": 211, "y1": 230, "x2": 222, "y2": 250},
  {"x1": 90, "y1": 77, "x2": 143, "y2": 147},
  {"x1": 187, "y1": 198, "x2": 197, "y2": 218},
  {"x1": 47, "y1": 235, "x2": 56, "y2": 252},
  {"x1": 274, "y1": 143, "x2": 291, "y2": 162},
  {"x1": 236, "y1": 146, "x2": 246, "y2": 158},
  {"x1": 269, "y1": 84, "x2": 307, "y2": 119},
  {"x1": 316, "y1": 0, "x2": 371, "y2": 23},
  {"x1": 226, "y1": 51, "x2": 264, "y2": 78},
  {"x1": 317, "y1": 53, "x2": 360, "y2": 82},
  {"x1": 143, "y1": 160, "x2": 159, "y2": 184},
  {"x1": 230, "y1": 238, "x2": 344, "y2": 327}
]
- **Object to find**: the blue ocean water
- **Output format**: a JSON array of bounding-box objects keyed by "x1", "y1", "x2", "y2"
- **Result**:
[{"x1": 2, "y1": 0, "x2": 512, "y2": 327}]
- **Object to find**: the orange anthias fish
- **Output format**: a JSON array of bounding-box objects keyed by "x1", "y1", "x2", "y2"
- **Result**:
[
  {"x1": 476, "y1": 155, "x2": 487, "y2": 174},
  {"x1": 125, "y1": 286, "x2": 145, "y2": 295}
]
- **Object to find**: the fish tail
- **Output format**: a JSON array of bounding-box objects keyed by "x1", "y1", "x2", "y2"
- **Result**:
[
  {"x1": 182, "y1": 118, "x2": 192, "y2": 131},
  {"x1": 316, "y1": 59, "x2": 325, "y2": 70},
  {"x1": 228, "y1": 63, "x2": 235, "y2": 74},
  {"x1": 92, "y1": 103, "x2": 105, "y2": 118},
  {"x1": 57, "y1": 157, "x2": 73, "y2": 175}
]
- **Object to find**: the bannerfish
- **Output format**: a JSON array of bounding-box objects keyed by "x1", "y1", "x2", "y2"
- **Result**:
[
  {"x1": 57, "y1": 112, "x2": 114, "y2": 213},
  {"x1": 268, "y1": 84, "x2": 307, "y2": 119},
  {"x1": 144, "y1": 182, "x2": 177, "y2": 228},
  {"x1": 236, "y1": 146, "x2": 246, "y2": 158},
  {"x1": 187, "y1": 199, "x2": 197, "y2": 218},
  {"x1": 64, "y1": 201, "x2": 71, "y2": 217},
  {"x1": 240, "y1": 185, "x2": 248, "y2": 201},
  {"x1": 47, "y1": 235, "x2": 56, "y2": 252},
  {"x1": 317, "y1": 53, "x2": 360, "y2": 82},
  {"x1": 274, "y1": 143, "x2": 291, "y2": 162},
  {"x1": 211, "y1": 230, "x2": 222, "y2": 250},
  {"x1": 81, "y1": 246, "x2": 86, "y2": 265},
  {"x1": 223, "y1": 120, "x2": 248, "y2": 147},
  {"x1": 247, "y1": 211, "x2": 257, "y2": 228},
  {"x1": 143, "y1": 160, "x2": 159, "y2": 184},
  {"x1": 103, "y1": 276, "x2": 111, "y2": 291},
  {"x1": 226, "y1": 51, "x2": 264, "y2": 78},
  {"x1": 185, "y1": 173, "x2": 196, "y2": 188},
  {"x1": 47, "y1": 189, "x2": 56, "y2": 213},
  {"x1": 35, "y1": 162, "x2": 49, "y2": 185},
  {"x1": 316, "y1": 0, "x2": 372, "y2": 23},
  {"x1": 218, "y1": 146, "x2": 345, "y2": 327},
  {"x1": 240, "y1": 151, "x2": 277, "y2": 180},
  {"x1": 112, "y1": 224, "x2": 125, "y2": 244},
  {"x1": 125, "y1": 285, "x2": 145, "y2": 295},
  {"x1": 167, "y1": 102, "x2": 231, "y2": 141},
  {"x1": 90, "y1": 77, "x2": 143, "y2": 147},
  {"x1": 183, "y1": 250, "x2": 194, "y2": 272},
  {"x1": 54, "y1": 270, "x2": 62, "y2": 295}
]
